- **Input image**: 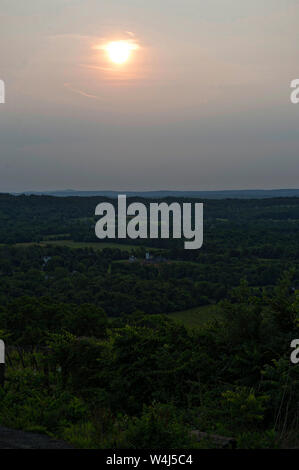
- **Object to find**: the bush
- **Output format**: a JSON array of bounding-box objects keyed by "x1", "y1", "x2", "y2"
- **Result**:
[{"x1": 121, "y1": 403, "x2": 197, "y2": 449}]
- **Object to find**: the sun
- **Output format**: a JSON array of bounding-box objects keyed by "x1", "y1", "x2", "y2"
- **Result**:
[{"x1": 105, "y1": 40, "x2": 137, "y2": 65}]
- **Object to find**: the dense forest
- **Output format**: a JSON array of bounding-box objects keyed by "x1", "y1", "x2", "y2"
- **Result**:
[{"x1": 0, "y1": 194, "x2": 298, "y2": 448}]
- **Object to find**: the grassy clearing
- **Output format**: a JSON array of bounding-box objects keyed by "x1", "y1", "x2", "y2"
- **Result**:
[
  {"x1": 168, "y1": 304, "x2": 221, "y2": 330},
  {"x1": 15, "y1": 240, "x2": 142, "y2": 252}
]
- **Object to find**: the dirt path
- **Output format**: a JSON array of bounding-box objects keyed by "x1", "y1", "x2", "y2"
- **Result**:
[{"x1": 0, "y1": 426, "x2": 74, "y2": 449}]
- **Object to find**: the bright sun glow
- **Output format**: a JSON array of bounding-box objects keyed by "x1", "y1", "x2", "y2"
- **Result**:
[{"x1": 105, "y1": 41, "x2": 137, "y2": 64}]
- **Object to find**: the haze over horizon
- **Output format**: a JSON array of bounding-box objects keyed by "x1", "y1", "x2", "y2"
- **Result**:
[
  {"x1": 0, "y1": 0, "x2": 299, "y2": 192},
  {"x1": 7, "y1": 188, "x2": 299, "y2": 197}
]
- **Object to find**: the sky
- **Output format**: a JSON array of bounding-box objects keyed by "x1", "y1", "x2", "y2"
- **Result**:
[{"x1": 0, "y1": 0, "x2": 298, "y2": 191}]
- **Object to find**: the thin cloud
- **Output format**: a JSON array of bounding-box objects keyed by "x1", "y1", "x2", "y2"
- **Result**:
[{"x1": 64, "y1": 82, "x2": 100, "y2": 100}]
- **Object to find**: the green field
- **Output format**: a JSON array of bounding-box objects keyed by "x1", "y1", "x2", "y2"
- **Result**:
[
  {"x1": 15, "y1": 240, "x2": 143, "y2": 252},
  {"x1": 168, "y1": 304, "x2": 221, "y2": 330}
]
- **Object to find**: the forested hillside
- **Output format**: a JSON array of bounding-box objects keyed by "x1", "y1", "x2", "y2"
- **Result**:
[{"x1": 0, "y1": 195, "x2": 298, "y2": 448}]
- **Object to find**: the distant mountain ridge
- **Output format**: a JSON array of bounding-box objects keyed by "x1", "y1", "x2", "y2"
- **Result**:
[{"x1": 10, "y1": 189, "x2": 299, "y2": 199}]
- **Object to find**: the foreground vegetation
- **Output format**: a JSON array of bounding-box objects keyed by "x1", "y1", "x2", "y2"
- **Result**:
[{"x1": 0, "y1": 275, "x2": 298, "y2": 448}]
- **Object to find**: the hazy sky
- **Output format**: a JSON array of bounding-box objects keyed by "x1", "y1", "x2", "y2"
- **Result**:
[{"x1": 0, "y1": 0, "x2": 299, "y2": 191}]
